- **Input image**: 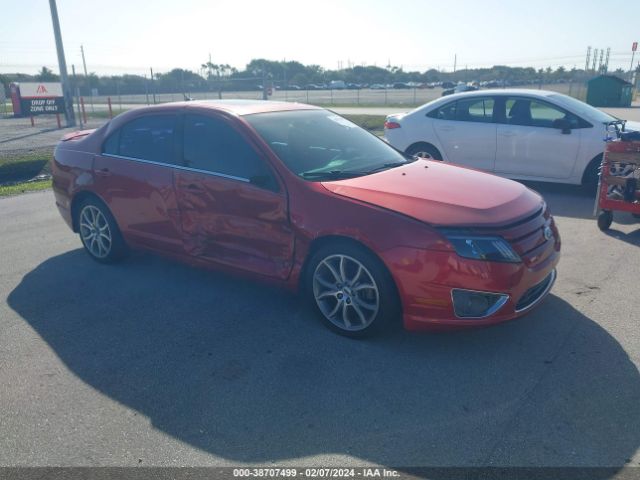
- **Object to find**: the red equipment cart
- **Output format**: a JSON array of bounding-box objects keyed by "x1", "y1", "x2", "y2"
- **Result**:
[{"x1": 595, "y1": 135, "x2": 640, "y2": 231}]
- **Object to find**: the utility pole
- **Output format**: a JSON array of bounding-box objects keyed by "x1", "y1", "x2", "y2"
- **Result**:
[
  {"x1": 150, "y1": 67, "x2": 156, "y2": 104},
  {"x1": 80, "y1": 44, "x2": 94, "y2": 112},
  {"x1": 603, "y1": 47, "x2": 610, "y2": 73},
  {"x1": 72, "y1": 65, "x2": 83, "y2": 129},
  {"x1": 630, "y1": 42, "x2": 637, "y2": 81},
  {"x1": 48, "y1": 0, "x2": 75, "y2": 126},
  {"x1": 591, "y1": 48, "x2": 598, "y2": 72},
  {"x1": 262, "y1": 65, "x2": 268, "y2": 100},
  {"x1": 80, "y1": 45, "x2": 88, "y2": 78},
  {"x1": 585, "y1": 46, "x2": 591, "y2": 72},
  {"x1": 598, "y1": 49, "x2": 604, "y2": 73},
  {"x1": 453, "y1": 54, "x2": 457, "y2": 73}
]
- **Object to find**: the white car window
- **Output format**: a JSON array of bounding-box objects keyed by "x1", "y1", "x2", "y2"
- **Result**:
[
  {"x1": 504, "y1": 98, "x2": 580, "y2": 129},
  {"x1": 456, "y1": 98, "x2": 494, "y2": 123},
  {"x1": 428, "y1": 102, "x2": 456, "y2": 120},
  {"x1": 428, "y1": 98, "x2": 494, "y2": 123}
]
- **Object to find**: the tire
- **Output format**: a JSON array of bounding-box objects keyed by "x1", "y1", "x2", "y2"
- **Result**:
[
  {"x1": 406, "y1": 143, "x2": 442, "y2": 161},
  {"x1": 582, "y1": 155, "x2": 602, "y2": 192},
  {"x1": 76, "y1": 197, "x2": 127, "y2": 263},
  {"x1": 597, "y1": 210, "x2": 613, "y2": 232},
  {"x1": 304, "y1": 241, "x2": 401, "y2": 338}
]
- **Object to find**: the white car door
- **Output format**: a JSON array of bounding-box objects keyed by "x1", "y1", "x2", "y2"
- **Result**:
[
  {"x1": 495, "y1": 97, "x2": 582, "y2": 179},
  {"x1": 430, "y1": 97, "x2": 497, "y2": 171}
]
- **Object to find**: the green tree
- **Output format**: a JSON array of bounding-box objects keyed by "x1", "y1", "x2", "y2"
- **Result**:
[{"x1": 37, "y1": 66, "x2": 58, "y2": 81}]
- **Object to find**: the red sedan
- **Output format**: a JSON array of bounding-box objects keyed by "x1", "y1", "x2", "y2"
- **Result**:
[{"x1": 52, "y1": 100, "x2": 560, "y2": 337}]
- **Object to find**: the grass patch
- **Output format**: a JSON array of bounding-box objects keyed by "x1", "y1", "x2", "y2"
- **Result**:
[
  {"x1": 0, "y1": 148, "x2": 53, "y2": 184},
  {"x1": 87, "y1": 108, "x2": 127, "y2": 119},
  {"x1": 0, "y1": 178, "x2": 51, "y2": 197},
  {"x1": 342, "y1": 114, "x2": 386, "y2": 132},
  {"x1": 318, "y1": 102, "x2": 418, "y2": 109}
]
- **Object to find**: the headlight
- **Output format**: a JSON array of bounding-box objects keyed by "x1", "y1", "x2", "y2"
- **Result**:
[{"x1": 443, "y1": 234, "x2": 521, "y2": 263}]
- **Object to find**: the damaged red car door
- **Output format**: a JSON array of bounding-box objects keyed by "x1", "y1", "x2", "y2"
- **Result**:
[
  {"x1": 174, "y1": 112, "x2": 294, "y2": 279},
  {"x1": 97, "y1": 113, "x2": 184, "y2": 254}
]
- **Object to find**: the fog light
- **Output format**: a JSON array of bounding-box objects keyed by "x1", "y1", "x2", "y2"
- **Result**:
[{"x1": 451, "y1": 289, "x2": 509, "y2": 318}]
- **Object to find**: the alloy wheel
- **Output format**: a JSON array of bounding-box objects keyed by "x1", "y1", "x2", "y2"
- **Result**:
[
  {"x1": 312, "y1": 254, "x2": 380, "y2": 331},
  {"x1": 79, "y1": 205, "x2": 112, "y2": 259}
]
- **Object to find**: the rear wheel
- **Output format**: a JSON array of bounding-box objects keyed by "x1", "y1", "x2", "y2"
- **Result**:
[
  {"x1": 77, "y1": 198, "x2": 127, "y2": 263},
  {"x1": 406, "y1": 143, "x2": 442, "y2": 161},
  {"x1": 582, "y1": 155, "x2": 602, "y2": 192},
  {"x1": 305, "y1": 242, "x2": 400, "y2": 338}
]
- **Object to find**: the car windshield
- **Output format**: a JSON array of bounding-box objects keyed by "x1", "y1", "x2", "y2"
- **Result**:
[
  {"x1": 245, "y1": 110, "x2": 411, "y2": 180},
  {"x1": 550, "y1": 94, "x2": 618, "y2": 123}
]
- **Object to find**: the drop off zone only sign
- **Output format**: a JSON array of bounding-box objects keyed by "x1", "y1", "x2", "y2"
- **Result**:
[{"x1": 16, "y1": 82, "x2": 65, "y2": 116}]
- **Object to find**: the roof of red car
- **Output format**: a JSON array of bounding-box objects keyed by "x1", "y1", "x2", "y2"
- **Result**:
[{"x1": 134, "y1": 99, "x2": 322, "y2": 116}]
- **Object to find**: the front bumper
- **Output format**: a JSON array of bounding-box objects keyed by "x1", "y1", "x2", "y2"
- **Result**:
[{"x1": 383, "y1": 243, "x2": 560, "y2": 331}]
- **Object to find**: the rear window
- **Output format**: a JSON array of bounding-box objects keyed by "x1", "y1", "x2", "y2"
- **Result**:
[{"x1": 103, "y1": 115, "x2": 178, "y2": 165}]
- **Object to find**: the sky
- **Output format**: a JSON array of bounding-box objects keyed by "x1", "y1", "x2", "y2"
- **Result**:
[{"x1": 1, "y1": 0, "x2": 640, "y2": 76}]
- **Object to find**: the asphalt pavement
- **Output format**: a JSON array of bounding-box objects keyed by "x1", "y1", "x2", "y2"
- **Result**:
[{"x1": 0, "y1": 185, "x2": 639, "y2": 471}]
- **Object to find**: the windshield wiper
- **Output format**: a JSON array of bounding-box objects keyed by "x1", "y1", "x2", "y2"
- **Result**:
[
  {"x1": 301, "y1": 170, "x2": 367, "y2": 180},
  {"x1": 364, "y1": 160, "x2": 413, "y2": 174},
  {"x1": 301, "y1": 160, "x2": 413, "y2": 180}
]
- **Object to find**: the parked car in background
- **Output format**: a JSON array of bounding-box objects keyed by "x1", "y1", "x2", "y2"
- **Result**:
[
  {"x1": 52, "y1": 100, "x2": 559, "y2": 337},
  {"x1": 384, "y1": 89, "x2": 640, "y2": 186},
  {"x1": 442, "y1": 83, "x2": 478, "y2": 96}
]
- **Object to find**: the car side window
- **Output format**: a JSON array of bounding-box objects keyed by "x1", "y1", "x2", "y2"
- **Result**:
[
  {"x1": 183, "y1": 114, "x2": 277, "y2": 190},
  {"x1": 505, "y1": 98, "x2": 581, "y2": 129},
  {"x1": 102, "y1": 130, "x2": 119, "y2": 155},
  {"x1": 107, "y1": 115, "x2": 178, "y2": 165},
  {"x1": 427, "y1": 102, "x2": 457, "y2": 121},
  {"x1": 505, "y1": 99, "x2": 533, "y2": 126},
  {"x1": 455, "y1": 98, "x2": 494, "y2": 123}
]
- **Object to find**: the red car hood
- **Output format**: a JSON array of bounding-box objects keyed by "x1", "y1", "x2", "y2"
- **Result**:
[{"x1": 321, "y1": 160, "x2": 543, "y2": 227}]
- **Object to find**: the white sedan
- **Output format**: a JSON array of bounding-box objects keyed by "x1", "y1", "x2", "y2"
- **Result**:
[{"x1": 384, "y1": 89, "x2": 640, "y2": 186}]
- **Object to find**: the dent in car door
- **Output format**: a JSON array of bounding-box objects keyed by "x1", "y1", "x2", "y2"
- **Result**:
[{"x1": 175, "y1": 113, "x2": 294, "y2": 279}]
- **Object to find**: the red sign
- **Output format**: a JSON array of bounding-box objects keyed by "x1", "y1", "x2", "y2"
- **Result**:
[{"x1": 633, "y1": 42, "x2": 638, "y2": 52}]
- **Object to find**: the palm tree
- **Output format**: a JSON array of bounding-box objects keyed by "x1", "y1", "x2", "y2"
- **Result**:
[{"x1": 201, "y1": 60, "x2": 234, "y2": 98}]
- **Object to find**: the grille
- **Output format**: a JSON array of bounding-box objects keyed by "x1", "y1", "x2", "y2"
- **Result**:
[{"x1": 471, "y1": 206, "x2": 555, "y2": 267}]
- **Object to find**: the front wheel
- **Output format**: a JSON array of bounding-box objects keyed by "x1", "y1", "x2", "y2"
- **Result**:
[
  {"x1": 77, "y1": 198, "x2": 127, "y2": 263},
  {"x1": 305, "y1": 243, "x2": 400, "y2": 338}
]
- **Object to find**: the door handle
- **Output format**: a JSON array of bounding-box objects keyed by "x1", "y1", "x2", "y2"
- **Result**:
[
  {"x1": 439, "y1": 126, "x2": 454, "y2": 131},
  {"x1": 186, "y1": 183, "x2": 203, "y2": 191},
  {"x1": 95, "y1": 167, "x2": 111, "y2": 177},
  {"x1": 500, "y1": 131, "x2": 516, "y2": 137}
]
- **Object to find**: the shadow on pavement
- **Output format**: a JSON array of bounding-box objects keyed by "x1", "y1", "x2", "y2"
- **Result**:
[
  {"x1": 8, "y1": 250, "x2": 640, "y2": 472},
  {"x1": 605, "y1": 228, "x2": 640, "y2": 247},
  {"x1": 522, "y1": 181, "x2": 596, "y2": 220}
]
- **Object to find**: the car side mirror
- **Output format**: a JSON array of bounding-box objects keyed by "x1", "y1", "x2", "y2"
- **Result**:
[{"x1": 553, "y1": 118, "x2": 572, "y2": 134}]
